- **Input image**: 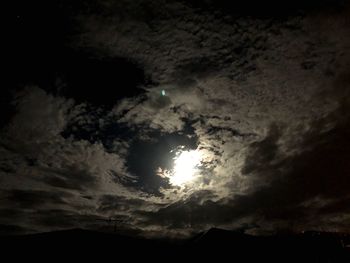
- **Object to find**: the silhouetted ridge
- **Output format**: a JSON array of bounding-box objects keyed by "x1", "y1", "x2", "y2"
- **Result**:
[
  {"x1": 194, "y1": 227, "x2": 247, "y2": 243},
  {"x1": 0, "y1": 228, "x2": 349, "y2": 262}
]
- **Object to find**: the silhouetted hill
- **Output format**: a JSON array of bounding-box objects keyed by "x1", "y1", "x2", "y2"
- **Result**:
[
  {"x1": 0, "y1": 228, "x2": 349, "y2": 262},
  {"x1": 193, "y1": 227, "x2": 248, "y2": 243},
  {"x1": 191, "y1": 228, "x2": 350, "y2": 262}
]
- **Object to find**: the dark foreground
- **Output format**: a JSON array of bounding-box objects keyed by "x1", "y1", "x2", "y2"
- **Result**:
[{"x1": 1, "y1": 228, "x2": 349, "y2": 262}]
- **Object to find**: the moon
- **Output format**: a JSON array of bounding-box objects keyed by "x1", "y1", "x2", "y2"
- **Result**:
[{"x1": 169, "y1": 149, "x2": 202, "y2": 186}]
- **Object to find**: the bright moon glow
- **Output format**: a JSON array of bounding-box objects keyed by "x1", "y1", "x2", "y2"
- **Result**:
[{"x1": 170, "y1": 150, "x2": 201, "y2": 186}]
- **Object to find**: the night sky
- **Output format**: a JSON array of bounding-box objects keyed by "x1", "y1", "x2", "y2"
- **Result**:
[{"x1": 2, "y1": 0, "x2": 350, "y2": 238}]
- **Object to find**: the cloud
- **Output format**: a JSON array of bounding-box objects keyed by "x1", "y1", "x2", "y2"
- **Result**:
[
  {"x1": 241, "y1": 123, "x2": 283, "y2": 176},
  {"x1": 0, "y1": 87, "x2": 158, "y2": 232},
  {"x1": 0, "y1": 224, "x2": 35, "y2": 235},
  {"x1": 2, "y1": 1, "x2": 350, "y2": 236},
  {"x1": 223, "y1": 79, "x2": 350, "y2": 232},
  {"x1": 4, "y1": 86, "x2": 74, "y2": 144}
]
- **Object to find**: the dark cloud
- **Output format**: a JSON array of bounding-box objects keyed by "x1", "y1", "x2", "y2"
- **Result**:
[
  {"x1": 229, "y1": 83, "x2": 350, "y2": 231},
  {"x1": 32, "y1": 209, "x2": 102, "y2": 229},
  {"x1": 98, "y1": 194, "x2": 148, "y2": 213},
  {"x1": 0, "y1": 189, "x2": 71, "y2": 209},
  {"x1": 241, "y1": 123, "x2": 283, "y2": 175},
  {"x1": 0, "y1": 224, "x2": 33, "y2": 236},
  {"x1": 38, "y1": 166, "x2": 97, "y2": 191},
  {"x1": 184, "y1": 0, "x2": 345, "y2": 17}
]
